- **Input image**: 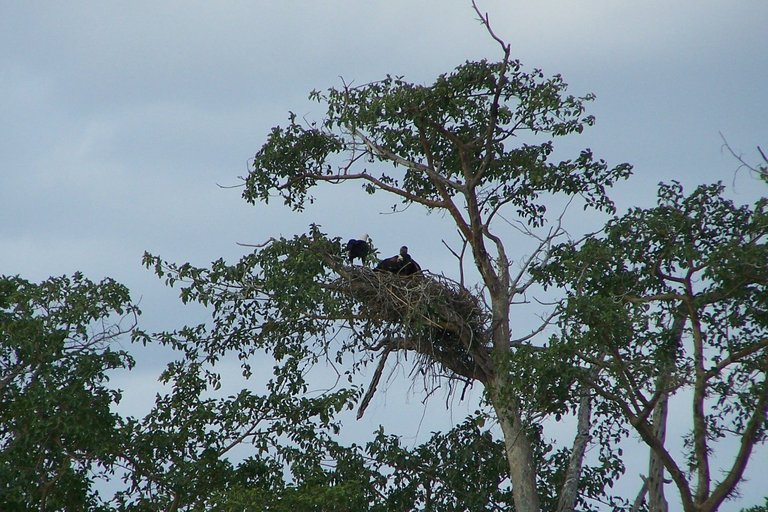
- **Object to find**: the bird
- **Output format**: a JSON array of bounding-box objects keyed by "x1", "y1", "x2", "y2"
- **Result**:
[
  {"x1": 375, "y1": 246, "x2": 421, "y2": 275},
  {"x1": 345, "y1": 235, "x2": 370, "y2": 265}
]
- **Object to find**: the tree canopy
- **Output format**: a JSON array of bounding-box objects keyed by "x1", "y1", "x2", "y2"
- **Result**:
[
  {"x1": 0, "y1": 273, "x2": 136, "y2": 510},
  {"x1": 538, "y1": 182, "x2": 768, "y2": 511}
]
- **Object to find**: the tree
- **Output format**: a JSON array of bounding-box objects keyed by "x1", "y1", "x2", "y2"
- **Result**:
[
  {"x1": 0, "y1": 273, "x2": 137, "y2": 511},
  {"x1": 143, "y1": 5, "x2": 632, "y2": 511},
  {"x1": 539, "y1": 182, "x2": 768, "y2": 511}
]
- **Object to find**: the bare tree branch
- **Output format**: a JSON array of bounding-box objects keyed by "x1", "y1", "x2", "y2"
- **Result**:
[
  {"x1": 720, "y1": 132, "x2": 768, "y2": 183},
  {"x1": 703, "y1": 375, "x2": 768, "y2": 511},
  {"x1": 704, "y1": 337, "x2": 768, "y2": 380},
  {"x1": 442, "y1": 232, "x2": 469, "y2": 288}
]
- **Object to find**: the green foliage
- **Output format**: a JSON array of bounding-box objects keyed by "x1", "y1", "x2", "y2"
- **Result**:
[
  {"x1": 0, "y1": 273, "x2": 138, "y2": 511},
  {"x1": 545, "y1": 182, "x2": 768, "y2": 411},
  {"x1": 539, "y1": 182, "x2": 768, "y2": 508},
  {"x1": 115, "y1": 227, "x2": 365, "y2": 509},
  {"x1": 139, "y1": 225, "x2": 371, "y2": 378},
  {"x1": 245, "y1": 59, "x2": 631, "y2": 225},
  {"x1": 366, "y1": 414, "x2": 512, "y2": 511}
]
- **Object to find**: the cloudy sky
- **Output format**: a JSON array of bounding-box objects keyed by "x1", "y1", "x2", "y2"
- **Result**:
[{"x1": 2, "y1": 1, "x2": 767, "y2": 509}]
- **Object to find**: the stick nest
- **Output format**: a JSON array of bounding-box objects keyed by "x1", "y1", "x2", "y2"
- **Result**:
[{"x1": 332, "y1": 268, "x2": 493, "y2": 418}]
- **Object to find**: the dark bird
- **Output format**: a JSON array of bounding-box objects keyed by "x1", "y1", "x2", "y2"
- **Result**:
[
  {"x1": 375, "y1": 246, "x2": 421, "y2": 275},
  {"x1": 345, "y1": 235, "x2": 370, "y2": 265}
]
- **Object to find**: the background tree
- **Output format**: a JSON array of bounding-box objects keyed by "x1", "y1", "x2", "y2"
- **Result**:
[
  {"x1": 538, "y1": 182, "x2": 768, "y2": 511},
  {"x1": 0, "y1": 273, "x2": 137, "y2": 511}
]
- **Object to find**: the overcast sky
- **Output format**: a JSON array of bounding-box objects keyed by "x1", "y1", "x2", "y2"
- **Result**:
[{"x1": 2, "y1": 1, "x2": 767, "y2": 509}]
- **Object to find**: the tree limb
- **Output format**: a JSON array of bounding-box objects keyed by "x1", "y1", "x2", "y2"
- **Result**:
[
  {"x1": 556, "y1": 389, "x2": 592, "y2": 512},
  {"x1": 357, "y1": 346, "x2": 392, "y2": 419},
  {"x1": 703, "y1": 375, "x2": 768, "y2": 511}
]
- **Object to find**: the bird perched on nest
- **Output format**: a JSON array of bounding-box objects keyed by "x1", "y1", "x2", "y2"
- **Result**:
[
  {"x1": 376, "y1": 246, "x2": 421, "y2": 275},
  {"x1": 345, "y1": 235, "x2": 370, "y2": 265}
]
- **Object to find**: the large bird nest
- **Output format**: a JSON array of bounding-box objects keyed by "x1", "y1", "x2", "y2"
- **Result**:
[{"x1": 330, "y1": 266, "x2": 493, "y2": 418}]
